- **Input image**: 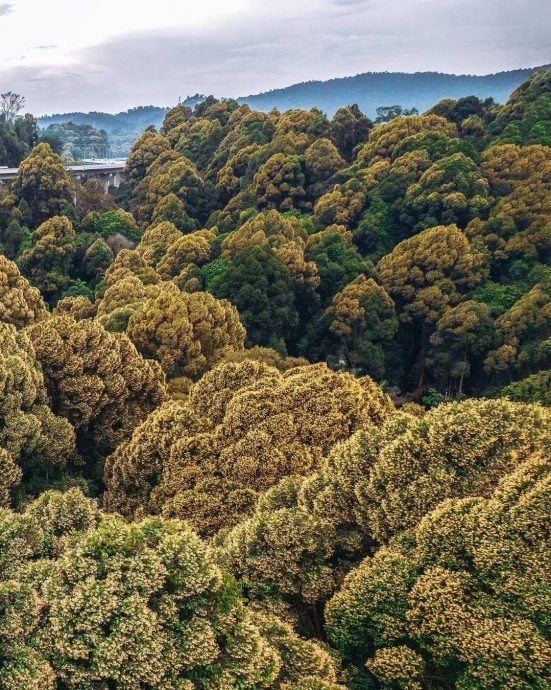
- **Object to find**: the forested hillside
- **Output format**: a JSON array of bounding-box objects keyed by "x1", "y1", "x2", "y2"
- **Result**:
[
  {"x1": 0, "y1": 69, "x2": 548, "y2": 689},
  {"x1": 36, "y1": 66, "x2": 549, "y2": 157},
  {"x1": 39, "y1": 121, "x2": 111, "y2": 161},
  {"x1": 239, "y1": 65, "x2": 550, "y2": 116},
  {"x1": 38, "y1": 106, "x2": 170, "y2": 157}
]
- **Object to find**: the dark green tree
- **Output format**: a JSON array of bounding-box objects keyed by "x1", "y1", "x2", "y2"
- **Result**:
[{"x1": 212, "y1": 244, "x2": 299, "y2": 348}]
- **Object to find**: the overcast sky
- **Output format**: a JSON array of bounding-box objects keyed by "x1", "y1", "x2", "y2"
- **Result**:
[{"x1": 0, "y1": 0, "x2": 549, "y2": 114}]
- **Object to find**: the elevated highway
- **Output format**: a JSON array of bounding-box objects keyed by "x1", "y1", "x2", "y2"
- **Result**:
[{"x1": 0, "y1": 158, "x2": 127, "y2": 193}]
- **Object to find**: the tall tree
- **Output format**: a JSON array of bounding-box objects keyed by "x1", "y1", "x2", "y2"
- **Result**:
[
  {"x1": 0, "y1": 91, "x2": 25, "y2": 124},
  {"x1": 326, "y1": 275, "x2": 398, "y2": 378},
  {"x1": 11, "y1": 143, "x2": 73, "y2": 226},
  {"x1": 212, "y1": 244, "x2": 299, "y2": 349},
  {"x1": 377, "y1": 224, "x2": 487, "y2": 394}
]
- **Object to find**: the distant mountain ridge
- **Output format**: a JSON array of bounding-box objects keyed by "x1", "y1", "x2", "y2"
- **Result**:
[
  {"x1": 237, "y1": 65, "x2": 551, "y2": 116},
  {"x1": 38, "y1": 106, "x2": 169, "y2": 133}
]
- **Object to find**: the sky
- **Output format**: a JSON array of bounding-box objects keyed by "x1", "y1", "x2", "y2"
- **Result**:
[{"x1": 0, "y1": 0, "x2": 549, "y2": 114}]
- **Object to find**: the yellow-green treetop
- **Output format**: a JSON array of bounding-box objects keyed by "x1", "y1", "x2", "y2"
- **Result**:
[
  {"x1": 0, "y1": 488, "x2": 102, "y2": 689},
  {"x1": 124, "y1": 129, "x2": 171, "y2": 184},
  {"x1": 365, "y1": 397, "x2": 550, "y2": 541},
  {"x1": 189, "y1": 359, "x2": 283, "y2": 425},
  {"x1": 326, "y1": 452, "x2": 550, "y2": 689},
  {"x1": 0, "y1": 255, "x2": 48, "y2": 327},
  {"x1": 157, "y1": 229, "x2": 216, "y2": 279},
  {"x1": 306, "y1": 224, "x2": 355, "y2": 251},
  {"x1": 274, "y1": 108, "x2": 330, "y2": 144},
  {"x1": 356, "y1": 114, "x2": 457, "y2": 166},
  {"x1": 221, "y1": 210, "x2": 319, "y2": 288},
  {"x1": 11, "y1": 143, "x2": 73, "y2": 226},
  {"x1": 484, "y1": 282, "x2": 551, "y2": 375},
  {"x1": 428, "y1": 299, "x2": 495, "y2": 391},
  {"x1": 329, "y1": 104, "x2": 372, "y2": 160},
  {"x1": 313, "y1": 179, "x2": 367, "y2": 229},
  {"x1": 18, "y1": 215, "x2": 77, "y2": 299},
  {"x1": 133, "y1": 155, "x2": 206, "y2": 226},
  {"x1": 83, "y1": 237, "x2": 114, "y2": 281},
  {"x1": 53, "y1": 295, "x2": 97, "y2": 321},
  {"x1": 102, "y1": 400, "x2": 206, "y2": 516},
  {"x1": 173, "y1": 117, "x2": 227, "y2": 171},
  {"x1": 0, "y1": 448, "x2": 21, "y2": 506},
  {"x1": 54, "y1": 519, "x2": 344, "y2": 689},
  {"x1": 0, "y1": 323, "x2": 75, "y2": 493},
  {"x1": 150, "y1": 192, "x2": 194, "y2": 231},
  {"x1": 467, "y1": 143, "x2": 550, "y2": 266},
  {"x1": 221, "y1": 398, "x2": 549, "y2": 620},
  {"x1": 103, "y1": 248, "x2": 161, "y2": 288},
  {"x1": 128, "y1": 149, "x2": 180, "y2": 219},
  {"x1": 27, "y1": 315, "x2": 166, "y2": 457},
  {"x1": 104, "y1": 360, "x2": 394, "y2": 535},
  {"x1": 135, "y1": 220, "x2": 183, "y2": 268},
  {"x1": 126, "y1": 289, "x2": 246, "y2": 380},
  {"x1": 253, "y1": 153, "x2": 308, "y2": 211},
  {"x1": 216, "y1": 144, "x2": 262, "y2": 202},
  {"x1": 161, "y1": 104, "x2": 193, "y2": 135},
  {"x1": 96, "y1": 275, "x2": 179, "y2": 333},
  {"x1": 326, "y1": 275, "x2": 398, "y2": 376},
  {"x1": 304, "y1": 138, "x2": 346, "y2": 195},
  {"x1": 1, "y1": 488, "x2": 345, "y2": 690},
  {"x1": 222, "y1": 346, "x2": 310, "y2": 372},
  {"x1": 210, "y1": 109, "x2": 274, "y2": 167},
  {"x1": 377, "y1": 224, "x2": 487, "y2": 324},
  {"x1": 481, "y1": 143, "x2": 551, "y2": 195},
  {"x1": 401, "y1": 152, "x2": 492, "y2": 230}
]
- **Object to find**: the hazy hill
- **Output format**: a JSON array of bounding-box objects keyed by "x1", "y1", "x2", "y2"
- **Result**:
[
  {"x1": 238, "y1": 66, "x2": 550, "y2": 116},
  {"x1": 38, "y1": 106, "x2": 169, "y2": 157}
]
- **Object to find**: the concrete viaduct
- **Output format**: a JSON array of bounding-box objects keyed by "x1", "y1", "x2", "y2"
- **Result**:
[{"x1": 0, "y1": 159, "x2": 127, "y2": 194}]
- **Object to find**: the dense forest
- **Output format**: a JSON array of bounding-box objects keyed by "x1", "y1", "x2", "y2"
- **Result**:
[{"x1": 0, "y1": 69, "x2": 548, "y2": 689}]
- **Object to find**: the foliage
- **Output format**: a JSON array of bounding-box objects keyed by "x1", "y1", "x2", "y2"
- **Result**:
[
  {"x1": 497, "y1": 370, "x2": 550, "y2": 405},
  {"x1": 326, "y1": 275, "x2": 398, "y2": 377},
  {"x1": 0, "y1": 255, "x2": 47, "y2": 327},
  {"x1": 212, "y1": 244, "x2": 300, "y2": 348},
  {"x1": 18, "y1": 215, "x2": 77, "y2": 301},
  {"x1": 127, "y1": 288, "x2": 246, "y2": 379},
  {"x1": 0, "y1": 323, "x2": 76, "y2": 497},
  {"x1": 221, "y1": 399, "x2": 550, "y2": 629},
  {"x1": 104, "y1": 360, "x2": 394, "y2": 535},
  {"x1": 326, "y1": 453, "x2": 551, "y2": 689},
  {"x1": 11, "y1": 143, "x2": 73, "y2": 226},
  {"x1": 27, "y1": 315, "x2": 166, "y2": 461}
]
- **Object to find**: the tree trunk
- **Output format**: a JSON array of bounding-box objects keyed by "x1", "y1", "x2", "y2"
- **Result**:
[
  {"x1": 458, "y1": 349, "x2": 467, "y2": 395},
  {"x1": 413, "y1": 322, "x2": 427, "y2": 400}
]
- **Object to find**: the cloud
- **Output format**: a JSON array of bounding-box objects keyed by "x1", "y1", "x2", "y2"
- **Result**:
[
  {"x1": 0, "y1": 3, "x2": 13, "y2": 16},
  {"x1": 0, "y1": 0, "x2": 548, "y2": 114},
  {"x1": 331, "y1": 0, "x2": 375, "y2": 5}
]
